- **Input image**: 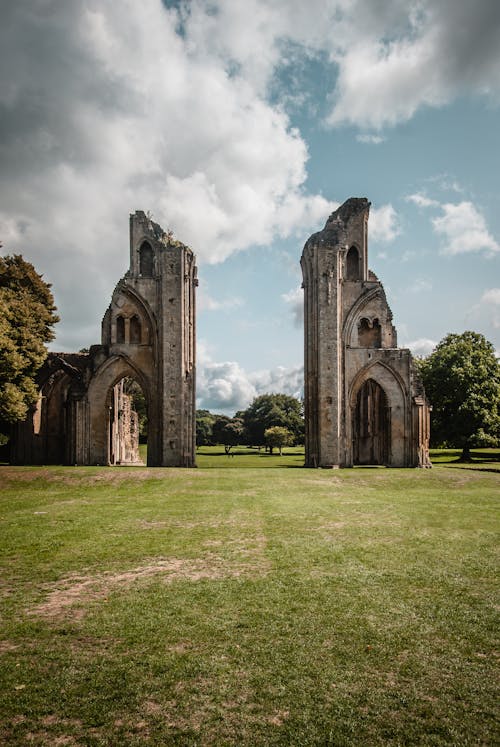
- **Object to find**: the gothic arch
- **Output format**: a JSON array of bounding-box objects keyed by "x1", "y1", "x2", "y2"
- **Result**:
[
  {"x1": 346, "y1": 245, "x2": 360, "y2": 280},
  {"x1": 348, "y1": 360, "x2": 408, "y2": 466},
  {"x1": 87, "y1": 355, "x2": 153, "y2": 466},
  {"x1": 115, "y1": 285, "x2": 157, "y2": 352},
  {"x1": 342, "y1": 287, "x2": 383, "y2": 346}
]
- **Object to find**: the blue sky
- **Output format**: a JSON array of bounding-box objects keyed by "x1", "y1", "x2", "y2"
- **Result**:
[{"x1": 1, "y1": 0, "x2": 499, "y2": 414}]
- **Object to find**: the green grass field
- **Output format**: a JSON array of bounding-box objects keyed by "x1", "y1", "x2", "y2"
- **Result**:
[{"x1": 0, "y1": 452, "x2": 498, "y2": 745}]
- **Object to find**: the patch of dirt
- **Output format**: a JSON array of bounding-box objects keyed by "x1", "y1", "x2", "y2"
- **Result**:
[
  {"x1": 0, "y1": 640, "x2": 19, "y2": 654},
  {"x1": 266, "y1": 710, "x2": 290, "y2": 726},
  {"x1": 29, "y1": 542, "x2": 269, "y2": 621}
]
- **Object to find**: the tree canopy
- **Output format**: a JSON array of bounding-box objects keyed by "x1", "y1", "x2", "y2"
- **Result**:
[
  {"x1": 264, "y1": 425, "x2": 293, "y2": 455},
  {"x1": 418, "y1": 331, "x2": 500, "y2": 460},
  {"x1": 241, "y1": 393, "x2": 304, "y2": 447},
  {"x1": 0, "y1": 254, "x2": 59, "y2": 433}
]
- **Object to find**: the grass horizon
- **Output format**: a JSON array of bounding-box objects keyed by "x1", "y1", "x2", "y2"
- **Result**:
[{"x1": 0, "y1": 455, "x2": 498, "y2": 744}]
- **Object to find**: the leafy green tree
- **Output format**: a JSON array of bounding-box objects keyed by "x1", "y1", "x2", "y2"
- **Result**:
[
  {"x1": 242, "y1": 393, "x2": 304, "y2": 447},
  {"x1": 418, "y1": 331, "x2": 500, "y2": 460},
  {"x1": 212, "y1": 415, "x2": 244, "y2": 454},
  {"x1": 196, "y1": 409, "x2": 216, "y2": 446},
  {"x1": 264, "y1": 425, "x2": 293, "y2": 455},
  {"x1": 0, "y1": 254, "x2": 59, "y2": 436}
]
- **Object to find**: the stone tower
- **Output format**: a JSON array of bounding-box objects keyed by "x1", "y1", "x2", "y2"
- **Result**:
[
  {"x1": 301, "y1": 197, "x2": 431, "y2": 468},
  {"x1": 11, "y1": 211, "x2": 197, "y2": 467}
]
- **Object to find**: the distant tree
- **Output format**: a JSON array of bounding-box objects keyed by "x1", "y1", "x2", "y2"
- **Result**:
[
  {"x1": 0, "y1": 254, "x2": 59, "y2": 437},
  {"x1": 418, "y1": 331, "x2": 500, "y2": 460},
  {"x1": 196, "y1": 409, "x2": 216, "y2": 446},
  {"x1": 242, "y1": 393, "x2": 304, "y2": 447},
  {"x1": 212, "y1": 415, "x2": 244, "y2": 454},
  {"x1": 264, "y1": 425, "x2": 293, "y2": 455}
]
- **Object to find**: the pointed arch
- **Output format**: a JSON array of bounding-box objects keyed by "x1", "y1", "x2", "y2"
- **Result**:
[
  {"x1": 88, "y1": 355, "x2": 152, "y2": 465},
  {"x1": 348, "y1": 359, "x2": 408, "y2": 467},
  {"x1": 346, "y1": 245, "x2": 360, "y2": 280},
  {"x1": 343, "y1": 288, "x2": 384, "y2": 347}
]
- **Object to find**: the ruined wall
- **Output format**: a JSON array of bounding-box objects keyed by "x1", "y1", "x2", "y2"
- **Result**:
[
  {"x1": 11, "y1": 212, "x2": 197, "y2": 467},
  {"x1": 301, "y1": 197, "x2": 431, "y2": 468}
]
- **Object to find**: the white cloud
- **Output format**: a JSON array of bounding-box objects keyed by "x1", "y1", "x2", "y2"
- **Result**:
[
  {"x1": 479, "y1": 288, "x2": 500, "y2": 330},
  {"x1": 327, "y1": 0, "x2": 500, "y2": 129},
  {"x1": 481, "y1": 288, "x2": 500, "y2": 305},
  {"x1": 369, "y1": 204, "x2": 401, "y2": 243},
  {"x1": 406, "y1": 193, "x2": 440, "y2": 209},
  {"x1": 432, "y1": 201, "x2": 500, "y2": 256},
  {"x1": 0, "y1": 1, "x2": 330, "y2": 350},
  {"x1": 197, "y1": 342, "x2": 303, "y2": 413},
  {"x1": 282, "y1": 286, "x2": 303, "y2": 327},
  {"x1": 356, "y1": 134, "x2": 386, "y2": 145},
  {"x1": 404, "y1": 338, "x2": 437, "y2": 357}
]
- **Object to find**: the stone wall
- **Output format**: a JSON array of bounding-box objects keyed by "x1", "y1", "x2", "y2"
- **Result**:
[
  {"x1": 301, "y1": 197, "x2": 431, "y2": 468},
  {"x1": 11, "y1": 212, "x2": 197, "y2": 467}
]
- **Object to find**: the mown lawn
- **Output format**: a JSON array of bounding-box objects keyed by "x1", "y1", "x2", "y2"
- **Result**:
[{"x1": 0, "y1": 456, "x2": 498, "y2": 745}]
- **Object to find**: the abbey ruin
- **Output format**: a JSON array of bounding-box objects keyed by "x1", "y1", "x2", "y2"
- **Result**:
[
  {"x1": 11, "y1": 197, "x2": 430, "y2": 469},
  {"x1": 301, "y1": 197, "x2": 431, "y2": 468},
  {"x1": 11, "y1": 211, "x2": 197, "y2": 467}
]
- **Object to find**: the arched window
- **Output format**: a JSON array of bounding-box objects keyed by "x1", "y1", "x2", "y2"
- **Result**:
[
  {"x1": 139, "y1": 241, "x2": 154, "y2": 277},
  {"x1": 130, "y1": 315, "x2": 142, "y2": 344},
  {"x1": 346, "y1": 246, "x2": 360, "y2": 280},
  {"x1": 358, "y1": 317, "x2": 382, "y2": 348},
  {"x1": 116, "y1": 315, "x2": 125, "y2": 344}
]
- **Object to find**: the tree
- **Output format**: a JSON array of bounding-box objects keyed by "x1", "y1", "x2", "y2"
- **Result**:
[
  {"x1": 418, "y1": 331, "x2": 500, "y2": 460},
  {"x1": 212, "y1": 415, "x2": 244, "y2": 454},
  {"x1": 196, "y1": 409, "x2": 216, "y2": 446},
  {"x1": 264, "y1": 425, "x2": 293, "y2": 455},
  {"x1": 0, "y1": 254, "x2": 59, "y2": 436},
  {"x1": 241, "y1": 393, "x2": 304, "y2": 447}
]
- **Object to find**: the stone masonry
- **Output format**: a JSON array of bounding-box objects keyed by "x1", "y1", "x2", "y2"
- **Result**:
[
  {"x1": 301, "y1": 197, "x2": 431, "y2": 468},
  {"x1": 11, "y1": 211, "x2": 197, "y2": 467}
]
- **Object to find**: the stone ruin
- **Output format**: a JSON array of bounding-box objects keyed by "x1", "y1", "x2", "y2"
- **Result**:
[
  {"x1": 11, "y1": 211, "x2": 197, "y2": 467},
  {"x1": 11, "y1": 197, "x2": 430, "y2": 469},
  {"x1": 301, "y1": 197, "x2": 431, "y2": 468}
]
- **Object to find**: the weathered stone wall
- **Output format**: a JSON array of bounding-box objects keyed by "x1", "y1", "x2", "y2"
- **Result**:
[
  {"x1": 301, "y1": 197, "x2": 431, "y2": 468},
  {"x1": 10, "y1": 211, "x2": 197, "y2": 467}
]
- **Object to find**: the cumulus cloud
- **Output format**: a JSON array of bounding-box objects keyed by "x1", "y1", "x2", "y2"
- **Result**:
[
  {"x1": 404, "y1": 338, "x2": 437, "y2": 357},
  {"x1": 432, "y1": 202, "x2": 500, "y2": 256},
  {"x1": 197, "y1": 341, "x2": 303, "y2": 413},
  {"x1": 326, "y1": 0, "x2": 500, "y2": 129},
  {"x1": 406, "y1": 193, "x2": 440, "y2": 209},
  {"x1": 0, "y1": 1, "x2": 330, "y2": 350},
  {"x1": 481, "y1": 288, "x2": 500, "y2": 305},
  {"x1": 369, "y1": 204, "x2": 401, "y2": 243},
  {"x1": 2, "y1": 0, "x2": 499, "y2": 354},
  {"x1": 405, "y1": 193, "x2": 500, "y2": 256}
]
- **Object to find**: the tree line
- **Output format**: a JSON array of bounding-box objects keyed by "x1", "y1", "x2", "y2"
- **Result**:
[
  {"x1": 1, "y1": 252, "x2": 499, "y2": 460},
  {"x1": 197, "y1": 393, "x2": 304, "y2": 454}
]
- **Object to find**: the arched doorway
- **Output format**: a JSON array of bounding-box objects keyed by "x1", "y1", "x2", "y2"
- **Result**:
[
  {"x1": 108, "y1": 377, "x2": 148, "y2": 465},
  {"x1": 353, "y1": 378, "x2": 390, "y2": 465}
]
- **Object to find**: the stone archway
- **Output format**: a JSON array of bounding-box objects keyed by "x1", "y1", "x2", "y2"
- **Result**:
[
  {"x1": 87, "y1": 355, "x2": 155, "y2": 466},
  {"x1": 353, "y1": 378, "x2": 389, "y2": 465}
]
